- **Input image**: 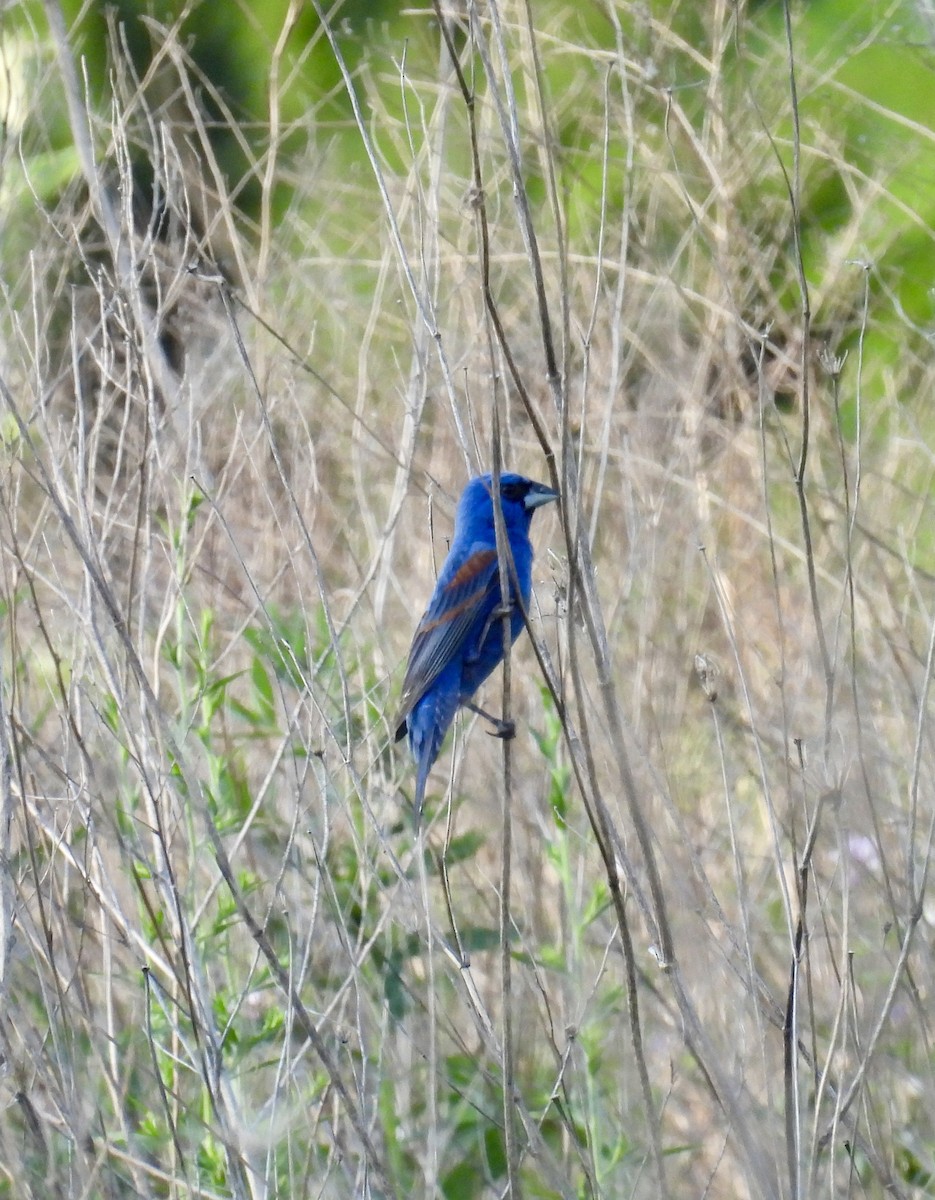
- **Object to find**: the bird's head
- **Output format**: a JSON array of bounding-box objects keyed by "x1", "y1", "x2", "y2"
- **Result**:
[{"x1": 458, "y1": 472, "x2": 559, "y2": 534}]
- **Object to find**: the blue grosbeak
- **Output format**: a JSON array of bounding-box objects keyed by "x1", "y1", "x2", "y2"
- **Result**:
[{"x1": 395, "y1": 472, "x2": 559, "y2": 818}]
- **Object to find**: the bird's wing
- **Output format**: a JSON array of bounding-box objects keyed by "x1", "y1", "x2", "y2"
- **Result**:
[{"x1": 394, "y1": 544, "x2": 500, "y2": 737}]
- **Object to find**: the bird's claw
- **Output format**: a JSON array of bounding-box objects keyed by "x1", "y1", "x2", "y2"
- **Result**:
[{"x1": 486, "y1": 719, "x2": 516, "y2": 740}]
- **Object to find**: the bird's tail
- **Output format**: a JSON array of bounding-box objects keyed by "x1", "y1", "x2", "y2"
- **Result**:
[
  {"x1": 413, "y1": 749, "x2": 432, "y2": 826},
  {"x1": 407, "y1": 690, "x2": 457, "y2": 825}
]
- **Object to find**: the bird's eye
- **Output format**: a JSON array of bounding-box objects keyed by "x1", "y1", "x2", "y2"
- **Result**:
[{"x1": 501, "y1": 482, "x2": 523, "y2": 502}]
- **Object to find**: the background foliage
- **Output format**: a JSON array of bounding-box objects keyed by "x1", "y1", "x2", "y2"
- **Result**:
[{"x1": 0, "y1": 1, "x2": 934, "y2": 1197}]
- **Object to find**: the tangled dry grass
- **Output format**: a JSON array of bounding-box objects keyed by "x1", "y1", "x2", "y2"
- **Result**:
[{"x1": 0, "y1": 2, "x2": 933, "y2": 1197}]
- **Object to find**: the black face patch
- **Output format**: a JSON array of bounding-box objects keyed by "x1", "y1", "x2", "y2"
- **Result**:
[{"x1": 500, "y1": 481, "x2": 525, "y2": 503}]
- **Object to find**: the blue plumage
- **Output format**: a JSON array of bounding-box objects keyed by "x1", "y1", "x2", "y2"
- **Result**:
[{"x1": 395, "y1": 472, "x2": 558, "y2": 818}]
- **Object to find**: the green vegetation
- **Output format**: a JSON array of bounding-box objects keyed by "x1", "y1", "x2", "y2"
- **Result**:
[{"x1": 0, "y1": 1, "x2": 934, "y2": 1196}]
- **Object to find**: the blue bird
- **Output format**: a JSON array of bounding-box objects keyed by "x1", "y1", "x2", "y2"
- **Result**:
[{"x1": 395, "y1": 472, "x2": 559, "y2": 819}]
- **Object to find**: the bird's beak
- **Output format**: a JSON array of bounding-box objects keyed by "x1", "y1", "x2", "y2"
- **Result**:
[{"x1": 524, "y1": 482, "x2": 560, "y2": 510}]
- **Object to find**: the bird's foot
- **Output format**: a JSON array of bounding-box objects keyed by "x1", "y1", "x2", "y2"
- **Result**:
[{"x1": 464, "y1": 700, "x2": 517, "y2": 740}]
